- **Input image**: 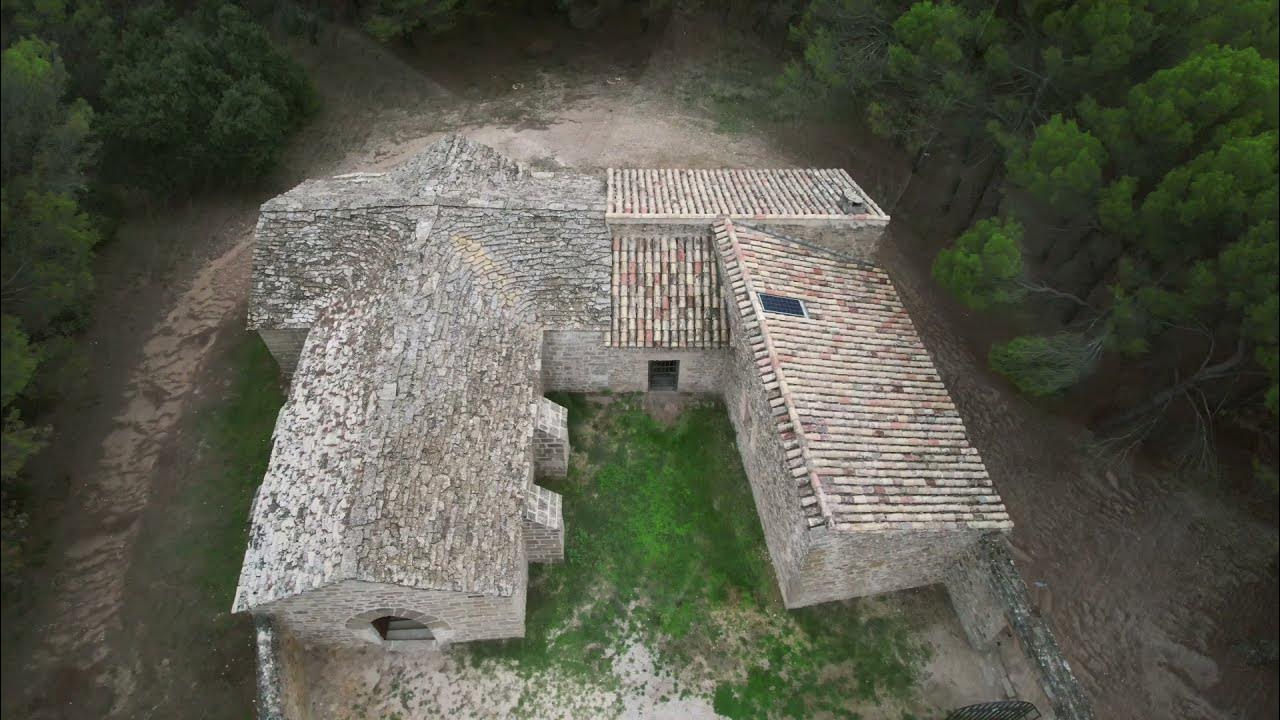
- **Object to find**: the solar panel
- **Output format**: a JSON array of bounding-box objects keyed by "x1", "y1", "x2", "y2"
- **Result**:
[{"x1": 758, "y1": 293, "x2": 807, "y2": 317}]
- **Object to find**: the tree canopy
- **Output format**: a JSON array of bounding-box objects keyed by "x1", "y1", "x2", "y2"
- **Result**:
[
  {"x1": 0, "y1": 1, "x2": 317, "y2": 576},
  {"x1": 789, "y1": 0, "x2": 1279, "y2": 473},
  {"x1": 99, "y1": 3, "x2": 317, "y2": 194}
]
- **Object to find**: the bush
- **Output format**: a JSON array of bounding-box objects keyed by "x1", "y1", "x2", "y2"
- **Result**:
[
  {"x1": 989, "y1": 332, "x2": 1100, "y2": 396},
  {"x1": 99, "y1": 2, "x2": 317, "y2": 195}
]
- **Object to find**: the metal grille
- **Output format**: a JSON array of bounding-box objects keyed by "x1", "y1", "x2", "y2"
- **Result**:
[
  {"x1": 758, "y1": 292, "x2": 807, "y2": 318},
  {"x1": 648, "y1": 360, "x2": 679, "y2": 391},
  {"x1": 945, "y1": 701, "x2": 1041, "y2": 720}
]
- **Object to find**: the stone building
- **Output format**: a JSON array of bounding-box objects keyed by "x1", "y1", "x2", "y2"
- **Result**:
[{"x1": 233, "y1": 136, "x2": 1011, "y2": 651}]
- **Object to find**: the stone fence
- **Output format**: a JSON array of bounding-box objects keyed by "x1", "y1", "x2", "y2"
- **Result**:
[{"x1": 947, "y1": 535, "x2": 1096, "y2": 720}]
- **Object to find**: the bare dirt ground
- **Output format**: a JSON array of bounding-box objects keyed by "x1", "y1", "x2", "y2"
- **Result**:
[
  {"x1": 3, "y1": 11, "x2": 1275, "y2": 720},
  {"x1": 4, "y1": 214, "x2": 261, "y2": 719}
]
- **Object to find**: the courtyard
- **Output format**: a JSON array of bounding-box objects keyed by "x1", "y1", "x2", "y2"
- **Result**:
[{"x1": 289, "y1": 394, "x2": 1044, "y2": 719}]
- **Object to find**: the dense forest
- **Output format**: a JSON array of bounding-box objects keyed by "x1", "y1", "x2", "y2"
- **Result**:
[
  {"x1": 785, "y1": 0, "x2": 1277, "y2": 480},
  {"x1": 1, "y1": 0, "x2": 1277, "y2": 580},
  {"x1": 1, "y1": 0, "x2": 316, "y2": 579}
]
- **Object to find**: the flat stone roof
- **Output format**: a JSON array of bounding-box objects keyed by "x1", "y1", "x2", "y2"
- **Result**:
[
  {"x1": 715, "y1": 219, "x2": 1011, "y2": 533},
  {"x1": 606, "y1": 168, "x2": 889, "y2": 222},
  {"x1": 608, "y1": 232, "x2": 728, "y2": 348}
]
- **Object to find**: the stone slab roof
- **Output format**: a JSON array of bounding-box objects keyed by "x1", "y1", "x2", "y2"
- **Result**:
[
  {"x1": 609, "y1": 233, "x2": 727, "y2": 348},
  {"x1": 236, "y1": 137, "x2": 620, "y2": 612},
  {"x1": 607, "y1": 168, "x2": 889, "y2": 221},
  {"x1": 715, "y1": 219, "x2": 1011, "y2": 533},
  {"x1": 234, "y1": 220, "x2": 542, "y2": 611},
  {"x1": 249, "y1": 135, "x2": 609, "y2": 332}
]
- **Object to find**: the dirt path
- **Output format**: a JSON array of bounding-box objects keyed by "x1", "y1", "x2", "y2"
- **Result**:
[{"x1": 13, "y1": 224, "x2": 255, "y2": 718}]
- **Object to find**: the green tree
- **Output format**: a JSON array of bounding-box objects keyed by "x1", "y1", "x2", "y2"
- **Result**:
[
  {"x1": 1, "y1": 38, "x2": 98, "y2": 337},
  {"x1": 0, "y1": 38, "x2": 97, "y2": 567},
  {"x1": 932, "y1": 216, "x2": 1026, "y2": 309},
  {"x1": 0, "y1": 316, "x2": 45, "y2": 483},
  {"x1": 1026, "y1": 0, "x2": 1163, "y2": 104},
  {"x1": 1, "y1": 313, "x2": 46, "y2": 580},
  {"x1": 989, "y1": 332, "x2": 1103, "y2": 396},
  {"x1": 923, "y1": 9, "x2": 1278, "y2": 472},
  {"x1": 1081, "y1": 45, "x2": 1279, "y2": 181},
  {"x1": 0, "y1": 0, "x2": 117, "y2": 101},
  {"x1": 0, "y1": 37, "x2": 95, "y2": 193},
  {"x1": 787, "y1": 0, "x2": 1008, "y2": 157},
  {"x1": 1006, "y1": 114, "x2": 1107, "y2": 218},
  {"x1": 99, "y1": 2, "x2": 316, "y2": 194},
  {"x1": 874, "y1": 0, "x2": 993, "y2": 151}
]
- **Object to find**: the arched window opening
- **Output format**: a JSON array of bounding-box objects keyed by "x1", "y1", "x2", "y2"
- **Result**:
[{"x1": 371, "y1": 615, "x2": 433, "y2": 642}]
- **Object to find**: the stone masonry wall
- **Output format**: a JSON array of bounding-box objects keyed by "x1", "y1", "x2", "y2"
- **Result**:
[
  {"x1": 275, "y1": 626, "x2": 311, "y2": 720},
  {"x1": 253, "y1": 617, "x2": 290, "y2": 720},
  {"x1": 533, "y1": 398, "x2": 569, "y2": 478},
  {"x1": 542, "y1": 330, "x2": 728, "y2": 393},
  {"x1": 735, "y1": 220, "x2": 888, "y2": 265},
  {"x1": 787, "y1": 528, "x2": 985, "y2": 608},
  {"x1": 944, "y1": 542, "x2": 1008, "y2": 650},
  {"x1": 258, "y1": 328, "x2": 308, "y2": 377},
  {"x1": 719, "y1": 287, "x2": 812, "y2": 606},
  {"x1": 946, "y1": 536, "x2": 1096, "y2": 720},
  {"x1": 261, "y1": 571, "x2": 528, "y2": 647},
  {"x1": 523, "y1": 484, "x2": 565, "y2": 564}
]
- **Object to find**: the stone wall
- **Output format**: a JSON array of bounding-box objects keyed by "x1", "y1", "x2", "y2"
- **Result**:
[
  {"x1": 533, "y1": 398, "x2": 569, "y2": 478},
  {"x1": 945, "y1": 536, "x2": 1096, "y2": 720},
  {"x1": 719, "y1": 286, "x2": 813, "y2": 605},
  {"x1": 523, "y1": 484, "x2": 564, "y2": 564},
  {"x1": 944, "y1": 543, "x2": 1008, "y2": 650},
  {"x1": 541, "y1": 330, "x2": 728, "y2": 393},
  {"x1": 250, "y1": 208, "x2": 416, "y2": 330},
  {"x1": 260, "y1": 570, "x2": 528, "y2": 647},
  {"x1": 258, "y1": 328, "x2": 308, "y2": 377},
  {"x1": 253, "y1": 617, "x2": 289, "y2": 720},
  {"x1": 735, "y1": 219, "x2": 888, "y2": 264},
  {"x1": 787, "y1": 528, "x2": 985, "y2": 608}
]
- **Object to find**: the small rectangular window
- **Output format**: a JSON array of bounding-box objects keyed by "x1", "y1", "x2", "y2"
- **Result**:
[
  {"x1": 758, "y1": 292, "x2": 807, "y2": 318},
  {"x1": 648, "y1": 360, "x2": 679, "y2": 391}
]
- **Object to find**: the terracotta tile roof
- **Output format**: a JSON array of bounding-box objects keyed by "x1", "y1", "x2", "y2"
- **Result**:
[
  {"x1": 607, "y1": 168, "x2": 888, "y2": 220},
  {"x1": 715, "y1": 219, "x2": 1011, "y2": 533},
  {"x1": 609, "y1": 233, "x2": 728, "y2": 348}
]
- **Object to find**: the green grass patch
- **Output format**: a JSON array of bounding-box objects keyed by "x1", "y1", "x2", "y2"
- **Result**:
[
  {"x1": 465, "y1": 394, "x2": 925, "y2": 718},
  {"x1": 174, "y1": 332, "x2": 285, "y2": 608}
]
